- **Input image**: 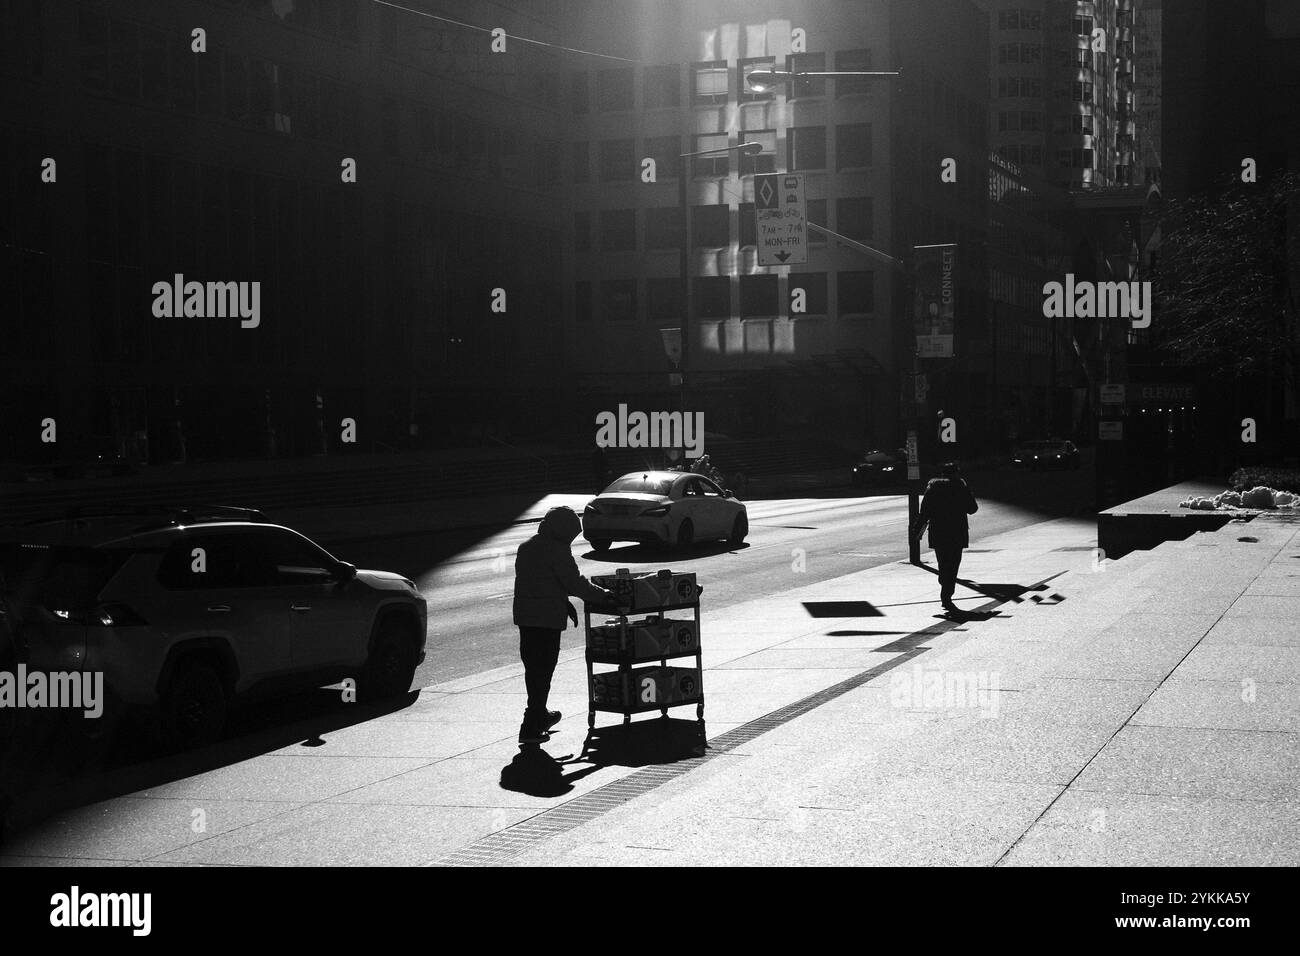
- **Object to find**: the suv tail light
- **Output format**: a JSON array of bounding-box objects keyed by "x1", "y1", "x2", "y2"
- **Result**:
[{"x1": 584, "y1": 503, "x2": 601, "y2": 516}]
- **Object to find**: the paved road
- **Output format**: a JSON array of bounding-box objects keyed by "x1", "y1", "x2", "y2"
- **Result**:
[{"x1": 332, "y1": 464, "x2": 1096, "y2": 687}]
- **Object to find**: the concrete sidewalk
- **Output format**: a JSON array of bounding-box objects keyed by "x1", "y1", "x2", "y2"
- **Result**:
[{"x1": 3, "y1": 511, "x2": 1296, "y2": 866}]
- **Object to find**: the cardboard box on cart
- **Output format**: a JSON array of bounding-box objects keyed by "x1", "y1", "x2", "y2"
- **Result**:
[
  {"x1": 590, "y1": 569, "x2": 701, "y2": 611},
  {"x1": 588, "y1": 615, "x2": 699, "y2": 658}
]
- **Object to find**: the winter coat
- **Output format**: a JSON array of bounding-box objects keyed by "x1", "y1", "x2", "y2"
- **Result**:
[
  {"x1": 512, "y1": 506, "x2": 609, "y2": 630},
  {"x1": 919, "y1": 477, "x2": 979, "y2": 549}
]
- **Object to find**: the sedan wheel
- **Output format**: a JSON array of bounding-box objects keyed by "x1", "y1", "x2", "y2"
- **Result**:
[{"x1": 729, "y1": 513, "x2": 748, "y2": 545}]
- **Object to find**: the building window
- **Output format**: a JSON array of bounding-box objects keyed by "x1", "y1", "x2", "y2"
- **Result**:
[
  {"x1": 597, "y1": 67, "x2": 634, "y2": 111},
  {"x1": 572, "y1": 141, "x2": 589, "y2": 182},
  {"x1": 999, "y1": 8, "x2": 1042, "y2": 30},
  {"x1": 692, "y1": 61, "x2": 728, "y2": 104},
  {"x1": 806, "y1": 199, "x2": 827, "y2": 244},
  {"x1": 571, "y1": 71, "x2": 589, "y2": 113},
  {"x1": 739, "y1": 275, "x2": 779, "y2": 318},
  {"x1": 643, "y1": 135, "x2": 681, "y2": 179},
  {"x1": 838, "y1": 271, "x2": 875, "y2": 316},
  {"x1": 998, "y1": 76, "x2": 1043, "y2": 98},
  {"x1": 600, "y1": 209, "x2": 636, "y2": 252},
  {"x1": 599, "y1": 279, "x2": 637, "y2": 322},
  {"x1": 574, "y1": 211, "x2": 590, "y2": 252},
  {"x1": 739, "y1": 56, "x2": 775, "y2": 102},
  {"x1": 739, "y1": 129, "x2": 777, "y2": 175},
  {"x1": 788, "y1": 51, "x2": 825, "y2": 97},
  {"x1": 599, "y1": 138, "x2": 635, "y2": 181},
  {"x1": 739, "y1": 202, "x2": 756, "y2": 246},
  {"x1": 998, "y1": 43, "x2": 1041, "y2": 64},
  {"x1": 692, "y1": 204, "x2": 729, "y2": 247},
  {"x1": 645, "y1": 206, "x2": 682, "y2": 249},
  {"x1": 575, "y1": 280, "x2": 593, "y2": 323},
  {"x1": 836, "y1": 123, "x2": 872, "y2": 169},
  {"x1": 1070, "y1": 113, "x2": 1093, "y2": 135},
  {"x1": 644, "y1": 64, "x2": 679, "y2": 108},
  {"x1": 836, "y1": 198, "x2": 873, "y2": 241},
  {"x1": 787, "y1": 126, "x2": 826, "y2": 171},
  {"x1": 694, "y1": 276, "x2": 730, "y2": 318},
  {"x1": 835, "y1": 49, "x2": 875, "y2": 97},
  {"x1": 692, "y1": 133, "x2": 729, "y2": 177},
  {"x1": 789, "y1": 273, "x2": 828, "y2": 314},
  {"x1": 1072, "y1": 81, "x2": 1093, "y2": 103},
  {"x1": 647, "y1": 278, "x2": 682, "y2": 321},
  {"x1": 1072, "y1": 15, "x2": 1094, "y2": 36}
]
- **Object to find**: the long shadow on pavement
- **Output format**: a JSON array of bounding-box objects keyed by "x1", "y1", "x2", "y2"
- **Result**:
[{"x1": 1, "y1": 688, "x2": 419, "y2": 847}]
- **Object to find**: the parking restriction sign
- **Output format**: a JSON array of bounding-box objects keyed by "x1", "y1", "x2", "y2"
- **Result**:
[{"x1": 755, "y1": 173, "x2": 807, "y2": 266}]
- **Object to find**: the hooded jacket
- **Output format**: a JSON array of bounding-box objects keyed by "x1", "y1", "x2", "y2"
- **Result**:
[
  {"x1": 919, "y1": 477, "x2": 979, "y2": 549},
  {"x1": 513, "y1": 506, "x2": 610, "y2": 630}
]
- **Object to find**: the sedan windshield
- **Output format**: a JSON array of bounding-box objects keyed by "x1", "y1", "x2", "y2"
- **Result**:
[{"x1": 604, "y1": 474, "x2": 676, "y2": 496}]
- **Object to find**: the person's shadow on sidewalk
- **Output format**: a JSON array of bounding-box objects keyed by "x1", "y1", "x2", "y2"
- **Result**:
[
  {"x1": 499, "y1": 745, "x2": 603, "y2": 798},
  {"x1": 914, "y1": 561, "x2": 1047, "y2": 607}
]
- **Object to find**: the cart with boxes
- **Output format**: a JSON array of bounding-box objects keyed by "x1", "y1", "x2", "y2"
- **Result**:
[{"x1": 583, "y1": 568, "x2": 705, "y2": 747}]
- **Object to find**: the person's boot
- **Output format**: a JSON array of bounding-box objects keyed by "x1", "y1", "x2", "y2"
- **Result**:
[
  {"x1": 543, "y1": 710, "x2": 562, "y2": 730},
  {"x1": 519, "y1": 722, "x2": 550, "y2": 744}
]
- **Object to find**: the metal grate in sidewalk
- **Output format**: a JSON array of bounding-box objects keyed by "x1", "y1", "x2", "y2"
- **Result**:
[{"x1": 434, "y1": 576, "x2": 1053, "y2": 867}]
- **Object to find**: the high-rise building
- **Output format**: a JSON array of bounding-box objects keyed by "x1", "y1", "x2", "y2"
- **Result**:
[
  {"x1": 559, "y1": 0, "x2": 990, "y2": 447},
  {"x1": 1134, "y1": 0, "x2": 1161, "y2": 184},
  {"x1": 0, "y1": 0, "x2": 570, "y2": 467},
  {"x1": 983, "y1": 0, "x2": 1144, "y2": 190}
]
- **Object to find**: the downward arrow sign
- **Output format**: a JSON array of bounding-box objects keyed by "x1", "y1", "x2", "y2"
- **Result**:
[{"x1": 775, "y1": 250, "x2": 791, "y2": 262}]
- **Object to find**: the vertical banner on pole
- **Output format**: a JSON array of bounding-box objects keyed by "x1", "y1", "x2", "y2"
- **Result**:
[{"x1": 914, "y1": 244, "x2": 956, "y2": 358}]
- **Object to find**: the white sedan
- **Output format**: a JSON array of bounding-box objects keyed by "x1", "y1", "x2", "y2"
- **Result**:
[{"x1": 582, "y1": 471, "x2": 748, "y2": 551}]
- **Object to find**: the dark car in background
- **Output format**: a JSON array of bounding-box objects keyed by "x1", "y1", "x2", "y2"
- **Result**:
[
  {"x1": 852, "y1": 449, "x2": 908, "y2": 487},
  {"x1": 1011, "y1": 439, "x2": 1081, "y2": 471}
]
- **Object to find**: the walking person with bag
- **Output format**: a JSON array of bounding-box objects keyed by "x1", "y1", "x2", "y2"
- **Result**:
[
  {"x1": 912, "y1": 461, "x2": 979, "y2": 615},
  {"x1": 512, "y1": 506, "x2": 615, "y2": 744}
]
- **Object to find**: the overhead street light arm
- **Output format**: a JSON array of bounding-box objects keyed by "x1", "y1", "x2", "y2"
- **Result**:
[
  {"x1": 679, "y1": 141, "x2": 764, "y2": 159},
  {"x1": 805, "y1": 221, "x2": 904, "y2": 270},
  {"x1": 745, "y1": 68, "x2": 901, "y2": 93}
]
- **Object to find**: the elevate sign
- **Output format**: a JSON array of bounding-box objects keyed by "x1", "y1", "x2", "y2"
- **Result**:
[{"x1": 755, "y1": 173, "x2": 807, "y2": 266}]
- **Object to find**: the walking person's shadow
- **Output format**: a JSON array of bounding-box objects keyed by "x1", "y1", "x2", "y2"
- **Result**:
[{"x1": 913, "y1": 560, "x2": 1028, "y2": 620}]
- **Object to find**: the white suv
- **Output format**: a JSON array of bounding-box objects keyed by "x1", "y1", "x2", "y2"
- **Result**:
[{"x1": 0, "y1": 507, "x2": 427, "y2": 749}]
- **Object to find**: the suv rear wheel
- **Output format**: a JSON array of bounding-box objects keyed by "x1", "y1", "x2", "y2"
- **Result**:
[
  {"x1": 358, "y1": 621, "x2": 417, "y2": 702},
  {"x1": 161, "y1": 660, "x2": 227, "y2": 750}
]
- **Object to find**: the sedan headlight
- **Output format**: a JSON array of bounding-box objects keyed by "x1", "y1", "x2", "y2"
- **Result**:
[
  {"x1": 881, "y1": 465, "x2": 896, "y2": 472},
  {"x1": 642, "y1": 505, "x2": 671, "y2": 517}
]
